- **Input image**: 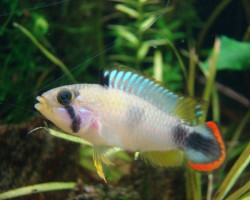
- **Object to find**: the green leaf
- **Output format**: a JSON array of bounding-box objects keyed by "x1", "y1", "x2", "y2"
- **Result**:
[
  {"x1": 114, "y1": 27, "x2": 139, "y2": 46},
  {"x1": 137, "y1": 42, "x2": 150, "y2": 61},
  {"x1": 115, "y1": 4, "x2": 139, "y2": 18},
  {"x1": 0, "y1": 182, "x2": 76, "y2": 199},
  {"x1": 48, "y1": 128, "x2": 92, "y2": 146},
  {"x1": 33, "y1": 15, "x2": 49, "y2": 36},
  {"x1": 153, "y1": 50, "x2": 163, "y2": 82},
  {"x1": 214, "y1": 142, "x2": 250, "y2": 200},
  {"x1": 202, "y1": 36, "x2": 250, "y2": 71},
  {"x1": 114, "y1": 151, "x2": 132, "y2": 162},
  {"x1": 139, "y1": 15, "x2": 157, "y2": 32}
]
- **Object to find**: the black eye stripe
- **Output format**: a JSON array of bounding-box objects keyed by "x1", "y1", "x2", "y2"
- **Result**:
[
  {"x1": 71, "y1": 115, "x2": 81, "y2": 133},
  {"x1": 58, "y1": 89, "x2": 81, "y2": 133},
  {"x1": 65, "y1": 105, "x2": 75, "y2": 119},
  {"x1": 65, "y1": 105, "x2": 81, "y2": 133}
]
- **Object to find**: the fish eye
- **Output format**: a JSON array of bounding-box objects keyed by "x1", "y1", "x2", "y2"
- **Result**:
[{"x1": 57, "y1": 89, "x2": 74, "y2": 106}]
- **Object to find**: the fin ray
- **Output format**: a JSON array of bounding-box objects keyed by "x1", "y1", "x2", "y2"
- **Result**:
[
  {"x1": 100, "y1": 67, "x2": 207, "y2": 125},
  {"x1": 184, "y1": 122, "x2": 226, "y2": 171},
  {"x1": 140, "y1": 150, "x2": 184, "y2": 168}
]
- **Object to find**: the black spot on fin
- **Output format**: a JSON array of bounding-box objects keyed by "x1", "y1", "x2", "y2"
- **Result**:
[
  {"x1": 99, "y1": 69, "x2": 110, "y2": 87},
  {"x1": 185, "y1": 132, "x2": 221, "y2": 158},
  {"x1": 184, "y1": 122, "x2": 226, "y2": 171}
]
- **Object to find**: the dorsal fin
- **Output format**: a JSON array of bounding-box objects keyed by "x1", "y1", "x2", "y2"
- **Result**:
[{"x1": 100, "y1": 67, "x2": 207, "y2": 125}]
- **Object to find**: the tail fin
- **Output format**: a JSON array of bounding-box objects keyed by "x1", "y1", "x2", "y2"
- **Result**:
[{"x1": 184, "y1": 122, "x2": 226, "y2": 171}]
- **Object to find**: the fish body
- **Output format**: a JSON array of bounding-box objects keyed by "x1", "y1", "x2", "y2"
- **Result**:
[{"x1": 35, "y1": 67, "x2": 226, "y2": 180}]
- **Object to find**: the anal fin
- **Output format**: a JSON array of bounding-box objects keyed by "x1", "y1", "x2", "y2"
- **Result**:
[{"x1": 140, "y1": 150, "x2": 184, "y2": 168}]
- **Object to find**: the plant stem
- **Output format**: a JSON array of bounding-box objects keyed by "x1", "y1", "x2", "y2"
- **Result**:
[
  {"x1": 135, "y1": 0, "x2": 144, "y2": 70},
  {"x1": 185, "y1": 38, "x2": 221, "y2": 200},
  {"x1": 13, "y1": 22, "x2": 76, "y2": 83},
  {"x1": 226, "y1": 110, "x2": 250, "y2": 158},
  {"x1": 196, "y1": 0, "x2": 233, "y2": 51},
  {"x1": 0, "y1": 0, "x2": 19, "y2": 36},
  {"x1": 185, "y1": 47, "x2": 201, "y2": 200},
  {"x1": 202, "y1": 38, "x2": 221, "y2": 119},
  {"x1": 96, "y1": 0, "x2": 106, "y2": 69},
  {"x1": 212, "y1": 87, "x2": 220, "y2": 122},
  {"x1": 167, "y1": 39, "x2": 188, "y2": 83},
  {"x1": 206, "y1": 86, "x2": 220, "y2": 200},
  {"x1": 186, "y1": 166, "x2": 202, "y2": 200},
  {"x1": 188, "y1": 48, "x2": 196, "y2": 96},
  {"x1": 206, "y1": 174, "x2": 213, "y2": 200}
]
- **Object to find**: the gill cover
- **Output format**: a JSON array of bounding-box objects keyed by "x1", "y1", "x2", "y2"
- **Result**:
[{"x1": 184, "y1": 122, "x2": 226, "y2": 171}]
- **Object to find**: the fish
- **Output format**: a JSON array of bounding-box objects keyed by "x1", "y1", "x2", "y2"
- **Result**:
[{"x1": 35, "y1": 67, "x2": 226, "y2": 181}]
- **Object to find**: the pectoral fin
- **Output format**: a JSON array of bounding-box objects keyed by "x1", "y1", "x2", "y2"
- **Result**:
[
  {"x1": 140, "y1": 150, "x2": 184, "y2": 168},
  {"x1": 93, "y1": 146, "x2": 120, "y2": 182}
]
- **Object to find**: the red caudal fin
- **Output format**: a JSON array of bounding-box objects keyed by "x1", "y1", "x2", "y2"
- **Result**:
[{"x1": 184, "y1": 122, "x2": 226, "y2": 171}]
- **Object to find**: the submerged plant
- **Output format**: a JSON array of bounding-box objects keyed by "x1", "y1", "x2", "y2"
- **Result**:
[{"x1": 0, "y1": 1, "x2": 249, "y2": 200}]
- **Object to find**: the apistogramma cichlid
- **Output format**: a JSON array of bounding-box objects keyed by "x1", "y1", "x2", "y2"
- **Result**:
[{"x1": 35, "y1": 67, "x2": 226, "y2": 181}]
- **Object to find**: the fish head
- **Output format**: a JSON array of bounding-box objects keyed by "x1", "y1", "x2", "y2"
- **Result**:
[{"x1": 35, "y1": 85, "x2": 98, "y2": 136}]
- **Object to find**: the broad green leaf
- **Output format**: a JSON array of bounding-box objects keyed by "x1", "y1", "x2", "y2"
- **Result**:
[{"x1": 202, "y1": 36, "x2": 250, "y2": 71}]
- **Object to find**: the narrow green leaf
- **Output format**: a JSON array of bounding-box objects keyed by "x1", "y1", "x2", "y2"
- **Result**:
[
  {"x1": 226, "y1": 180, "x2": 250, "y2": 200},
  {"x1": 48, "y1": 128, "x2": 92, "y2": 146},
  {"x1": 240, "y1": 192, "x2": 250, "y2": 200},
  {"x1": 116, "y1": 28, "x2": 139, "y2": 46},
  {"x1": 13, "y1": 23, "x2": 76, "y2": 82},
  {"x1": 115, "y1": 4, "x2": 139, "y2": 18},
  {"x1": 137, "y1": 42, "x2": 150, "y2": 61},
  {"x1": 214, "y1": 142, "x2": 250, "y2": 200},
  {"x1": 139, "y1": 15, "x2": 157, "y2": 32},
  {"x1": 153, "y1": 50, "x2": 163, "y2": 82},
  {"x1": 0, "y1": 182, "x2": 76, "y2": 199}
]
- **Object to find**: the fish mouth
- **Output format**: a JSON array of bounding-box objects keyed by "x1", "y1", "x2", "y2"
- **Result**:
[{"x1": 35, "y1": 96, "x2": 48, "y2": 111}]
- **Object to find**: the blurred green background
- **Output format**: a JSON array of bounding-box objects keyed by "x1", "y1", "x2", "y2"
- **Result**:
[
  {"x1": 0, "y1": 0, "x2": 249, "y2": 200},
  {"x1": 0, "y1": 0, "x2": 249, "y2": 124}
]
